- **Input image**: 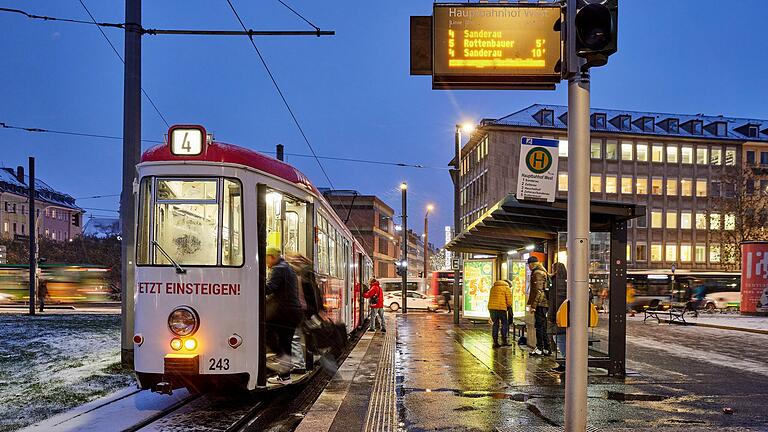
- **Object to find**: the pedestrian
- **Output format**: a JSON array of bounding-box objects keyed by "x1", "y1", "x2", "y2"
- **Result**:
[
  {"x1": 549, "y1": 262, "x2": 567, "y2": 372},
  {"x1": 626, "y1": 281, "x2": 637, "y2": 317},
  {"x1": 265, "y1": 246, "x2": 303, "y2": 385},
  {"x1": 37, "y1": 278, "x2": 47, "y2": 313},
  {"x1": 441, "y1": 289, "x2": 452, "y2": 313},
  {"x1": 488, "y1": 279, "x2": 513, "y2": 348},
  {"x1": 527, "y1": 256, "x2": 551, "y2": 356},
  {"x1": 363, "y1": 278, "x2": 386, "y2": 332}
]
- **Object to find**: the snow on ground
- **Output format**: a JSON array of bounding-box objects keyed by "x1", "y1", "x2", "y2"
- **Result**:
[
  {"x1": 0, "y1": 314, "x2": 133, "y2": 432},
  {"x1": 682, "y1": 314, "x2": 768, "y2": 331}
]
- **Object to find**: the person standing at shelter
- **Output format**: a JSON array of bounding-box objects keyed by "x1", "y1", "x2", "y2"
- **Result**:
[
  {"x1": 265, "y1": 246, "x2": 303, "y2": 385},
  {"x1": 441, "y1": 289, "x2": 452, "y2": 313},
  {"x1": 363, "y1": 278, "x2": 386, "y2": 332},
  {"x1": 488, "y1": 279, "x2": 513, "y2": 348},
  {"x1": 549, "y1": 262, "x2": 567, "y2": 372},
  {"x1": 527, "y1": 256, "x2": 551, "y2": 355}
]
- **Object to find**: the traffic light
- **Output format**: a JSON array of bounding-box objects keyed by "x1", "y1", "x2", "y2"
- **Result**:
[
  {"x1": 396, "y1": 261, "x2": 406, "y2": 277},
  {"x1": 574, "y1": 0, "x2": 618, "y2": 69}
]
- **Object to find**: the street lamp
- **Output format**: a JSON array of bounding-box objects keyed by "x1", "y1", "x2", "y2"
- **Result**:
[
  {"x1": 400, "y1": 182, "x2": 408, "y2": 314},
  {"x1": 424, "y1": 204, "x2": 434, "y2": 284},
  {"x1": 452, "y1": 122, "x2": 475, "y2": 324}
]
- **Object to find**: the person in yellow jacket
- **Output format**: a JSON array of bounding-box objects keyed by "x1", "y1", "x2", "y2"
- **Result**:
[{"x1": 488, "y1": 279, "x2": 513, "y2": 348}]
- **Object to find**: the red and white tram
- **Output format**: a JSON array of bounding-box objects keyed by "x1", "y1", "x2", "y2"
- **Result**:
[{"x1": 133, "y1": 125, "x2": 372, "y2": 392}]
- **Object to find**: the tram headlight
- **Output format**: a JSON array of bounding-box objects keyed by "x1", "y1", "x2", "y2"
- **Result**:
[
  {"x1": 168, "y1": 306, "x2": 199, "y2": 337},
  {"x1": 183, "y1": 338, "x2": 197, "y2": 351},
  {"x1": 170, "y1": 338, "x2": 183, "y2": 351}
]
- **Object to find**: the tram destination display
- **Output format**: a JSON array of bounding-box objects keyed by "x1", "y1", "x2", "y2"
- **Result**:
[{"x1": 432, "y1": 4, "x2": 561, "y2": 89}]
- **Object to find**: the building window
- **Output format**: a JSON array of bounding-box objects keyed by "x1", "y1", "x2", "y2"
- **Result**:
[
  {"x1": 696, "y1": 179, "x2": 708, "y2": 197},
  {"x1": 651, "y1": 244, "x2": 663, "y2": 262},
  {"x1": 710, "y1": 244, "x2": 721, "y2": 263},
  {"x1": 681, "y1": 146, "x2": 693, "y2": 164},
  {"x1": 558, "y1": 139, "x2": 568, "y2": 157},
  {"x1": 558, "y1": 172, "x2": 568, "y2": 192},
  {"x1": 621, "y1": 177, "x2": 633, "y2": 194},
  {"x1": 761, "y1": 152, "x2": 768, "y2": 165},
  {"x1": 710, "y1": 213, "x2": 721, "y2": 230},
  {"x1": 695, "y1": 245, "x2": 706, "y2": 263},
  {"x1": 592, "y1": 113, "x2": 606, "y2": 129},
  {"x1": 13, "y1": 223, "x2": 17, "y2": 233},
  {"x1": 723, "y1": 182, "x2": 735, "y2": 198},
  {"x1": 651, "y1": 178, "x2": 663, "y2": 195},
  {"x1": 621, "y1": 141, "x2": 633, "y2": 161},
  {"x1": 52, "y1": 231, "x2": 57, "y2": 240},
  {"x1": 711, "y1": 148, "x2": 722, "y2": 165},
  {"x1": 711, "y1": 181, "x2": 721, "y2": 198},
  {"x1": 665, "y1": 244, "x2": 677, "y2": 262},
  {"x1": 52, "y1": 209, "x2": 56, "y2": 218},
  {"x1": 681, "y1": 179, "x2": 692, "y2": 196},
  {"x1": 651, "y1": 210, "x2": 663, "y2": 228},
  {"x1": 590, "y1": 140, "x2": 601, "y2": 159},
  {"x1": 636, "y1": 211, "x2": 647, "y2": 228},
  {"x1": 666, "y1": 145, "x2": 678, "y2": 163},
  {"x1": 606, "y1": 140, "x2": 618, "y2": 160},
  {"x1": 696, "y1": 148, "x2": 708, "y2": 165},
  {"x1": 45, "y1": 229, "x2": 49, "y2": 237},
  {"x1": 681, "y1": 212, "x2": 692, "y2": 229},
  {"x1": 626, "y1": 244, "x2": 631, "y2": 261},
  {"x1": 636, "y1": 142, "x2": 648, "y2": 162},
  {"x1": 666, "y1": 210, "x2": 677, "y2": 229},
  {"x1": 652, "y1": 144, "x2": 664, "y2": 162},
  {"x1": 680, "y1": 245, "x2": 692, "y2": 262},
  {"x1": 747, "y1": 151, "x2": 756, "y2": 165},
  {"x1": 2, "y1": 222, "x2": 7, "y2": 232},
  {"x1": 667, "y1": 178, "x2": 678, "y2": 196},
  {"x1": 636, "y1": 178, "x2": 648, "y2": 195},
  {"x1": 724, "y1": 213, "x2": 736, "y2": 230},
  {"x1": 695, "y1": 213, "x2": 707, "y2": 230},
  {"x1": 636, "y1": 243, "x2": 647, "y2": 261},
  {"x1": 605, "y1": 175, "x2": 617, "y2": 194},
  {"x1": 725, "y1": 148, "x2": 737, "y2": 166},
  {"x1": 590, "y1": 175, "x2": 602, "y2": 193}
]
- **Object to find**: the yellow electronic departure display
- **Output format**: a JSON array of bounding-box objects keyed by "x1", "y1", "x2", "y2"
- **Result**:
[{"x1": 432, "y1": 5, "x2": 561, "y2": 89}]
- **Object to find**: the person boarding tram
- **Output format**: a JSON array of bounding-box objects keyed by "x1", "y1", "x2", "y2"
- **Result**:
[
  {"x1": 265, "y1": 246, "x2": 303, "y2": 385},
  {"x1": 363, "y1": 278, "x2": 386, "y2": 332}
]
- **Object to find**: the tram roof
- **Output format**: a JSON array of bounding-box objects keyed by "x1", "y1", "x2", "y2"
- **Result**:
[{"x1": 141, "y1": 141, "x2": 317, "y2": 194}]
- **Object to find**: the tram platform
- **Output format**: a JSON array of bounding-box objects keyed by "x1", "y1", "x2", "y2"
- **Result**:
[{"x1": 295, "y1": 312, "x2": 765, "y2": 432}]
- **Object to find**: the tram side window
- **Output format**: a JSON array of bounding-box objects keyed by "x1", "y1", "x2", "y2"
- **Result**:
[
  {"x1": 328, "y1": 228, "x2": 338, "y2": 277},
  {"x1": 137, "y1": 178, "x2": 152, "y2": 264},
  {"x1": 284, "y1": 197, "x2": 307, "y2": 256},
  {"x1": 265, "y1": 190, "x2": 283, "y2": 251},
  {"x1": 222, "y1": 180, "x2": 243, "y2": 266},
  {"x1": 317, "y1": 215, "x2": 329, "y2": 274}
]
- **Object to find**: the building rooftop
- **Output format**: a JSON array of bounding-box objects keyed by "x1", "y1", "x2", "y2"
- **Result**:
[
  {"x1": 0, "y1": 167, "x2": 81, "y2": 210},
  {"x1": 484, "y1": 104, "x2": 768, "y2": 142}
]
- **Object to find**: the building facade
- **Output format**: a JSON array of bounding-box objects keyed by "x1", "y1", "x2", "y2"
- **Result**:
[
  {"x1": 1, "y1": 166, "x2": 83, "y2": 242},
  {"x1": 455, "y1": 104, "x2": 768, "y2": 272},
  {"x1": 323, "y1": 190, "x2": 400, "y2": 278}
]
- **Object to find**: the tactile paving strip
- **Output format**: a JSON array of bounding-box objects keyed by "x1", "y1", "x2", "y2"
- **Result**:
[{"x1": 363, "y1": 316, "x2": 397, "y2": 432}]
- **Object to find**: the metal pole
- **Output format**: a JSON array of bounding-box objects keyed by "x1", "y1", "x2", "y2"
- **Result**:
[
  {"x1": 452, "y1": 127, "x2": 461, "y2": 324},
  {"x1": 565, "y1": 64, "x2": 591, "y2": 432},
  {"x1": 401, "y1": 183, "x2": 408, "y2": 314},
  {"x1": 28, "y1": 157, "x2": 36, "y2": 316},
  {"x1": 424, "y1": 210, "x2": 429, "y2": 287},
  {"x1": 121, "y1": 0, "x2": 141, "y2": 366}
]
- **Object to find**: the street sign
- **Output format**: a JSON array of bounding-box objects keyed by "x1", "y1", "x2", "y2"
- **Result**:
[
  {"x1": 452, "y1": 258, "x2": 459, "y2": 270},
  {"x1": 430, "y1": 4, "x2": 561, "y2": 89},
  {"x1": 516, "y1": 137, "x2": 559, "y2": 202}
]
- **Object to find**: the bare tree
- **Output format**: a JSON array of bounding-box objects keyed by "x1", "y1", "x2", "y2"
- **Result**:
[{"x1": 711, "y1": 166, "x2": 768, "y2": 270}]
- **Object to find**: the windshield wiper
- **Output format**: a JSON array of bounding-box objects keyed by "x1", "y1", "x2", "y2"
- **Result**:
[{"x1": 152, "y1": 240, "x2": 187, "y2": 274}]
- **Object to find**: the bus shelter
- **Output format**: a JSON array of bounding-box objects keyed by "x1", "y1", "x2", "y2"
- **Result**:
[{"x1": 446, "y1": 194, "x2": 644, "y2": 376}]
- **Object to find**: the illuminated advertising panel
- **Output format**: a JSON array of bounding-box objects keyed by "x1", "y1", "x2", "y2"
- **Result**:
[
  {"x1": 433, "y1": 4, "x2": 561, "y2": 89},
  {"x1": 463, "y1": 259, "x2": 495, "y2": 319},
  {"x1": 741, "y1": 242, "x2": 768, "y2": 315},
  {"x1": 508, "y1": 260, "x2": 527, "y2": 319}
]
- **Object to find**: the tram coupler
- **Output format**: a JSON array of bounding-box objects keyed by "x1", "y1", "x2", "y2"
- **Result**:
[{"x1": 153, "y1": 381, "x2": 173, "y2": 395}]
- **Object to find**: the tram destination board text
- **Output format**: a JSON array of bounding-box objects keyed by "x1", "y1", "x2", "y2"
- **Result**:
[{"x1": 432, "y1": 5, "x2": 561, "y2": 89}]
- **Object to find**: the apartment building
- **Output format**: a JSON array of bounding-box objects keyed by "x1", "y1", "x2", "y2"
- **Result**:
[
  {"x1": 454, "y1": 104, "x2": 768, "y2": 272},
  {"x1": 0, "y1": 166, "x2": 83, "y2": 242}
]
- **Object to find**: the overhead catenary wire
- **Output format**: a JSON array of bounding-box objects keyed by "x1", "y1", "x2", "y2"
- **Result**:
[
  {"x1": 77, "y1": 0, "x2": 170, "y2": 128},
  {"x1": 0, "y1": 6, "x2": 125, "y2": 28},
  {"x1": 275, "y1": 0, "x2": 320, "y2": 31},
  {"x1": 0, "y1": 122, "x2": 163, "y2": 143}
]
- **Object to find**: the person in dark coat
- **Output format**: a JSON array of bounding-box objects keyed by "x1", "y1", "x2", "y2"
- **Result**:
[
  {"x1": 527, "y1": 256, "x2": 551, "y2": 356},
  {"x1": 549, "y1": 262, "x2": 567, "y2": 372},
  {"x1": 265, "y1": 246, "x2": 302, "y2": 384}
]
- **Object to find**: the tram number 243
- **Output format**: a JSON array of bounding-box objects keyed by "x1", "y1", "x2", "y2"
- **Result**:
[{"x1": 208, "y1": 358, "x2": 230, "y2": 371}]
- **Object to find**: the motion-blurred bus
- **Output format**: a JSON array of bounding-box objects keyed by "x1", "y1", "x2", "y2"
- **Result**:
[{"x1": 0, "y1": 263, "x2": 114, "y2": 304}]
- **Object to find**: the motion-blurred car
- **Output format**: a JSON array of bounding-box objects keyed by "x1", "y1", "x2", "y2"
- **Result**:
[{"x1": 384, "y1": 291, "x2": 436, "y2": 312}]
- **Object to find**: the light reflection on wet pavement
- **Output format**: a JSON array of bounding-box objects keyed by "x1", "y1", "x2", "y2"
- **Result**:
[{"x1": 393, "y1": 313, "x2": 768, "y2": 431}]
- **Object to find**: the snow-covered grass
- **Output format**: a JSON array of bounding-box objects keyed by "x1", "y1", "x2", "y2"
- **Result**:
[{"x1": 0, "y1": 314, "x2": 133, "y2": 432}]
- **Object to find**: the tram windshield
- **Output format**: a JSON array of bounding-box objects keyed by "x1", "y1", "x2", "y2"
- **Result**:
[{"x1": 137, "y1": 177, "x2": 243, "y2": 266}]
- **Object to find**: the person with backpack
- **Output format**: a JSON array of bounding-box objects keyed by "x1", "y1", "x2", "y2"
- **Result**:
[
  {"x1": 363, "y1": 278, "x2": 386, "y2": 332},
  {"x1": 527, "y1": 256, "x2": 551, "y2": 356}
]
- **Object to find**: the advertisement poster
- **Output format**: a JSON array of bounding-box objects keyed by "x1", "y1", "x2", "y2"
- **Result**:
[
  {"x1": 508, "y1": 261, "x2": 527, "y2": 319},
  {"x1": 463, "y1": 259, "x2": 495, "y2": 319},
  {"x1": 741, "y1": 242, "x2": 768, "y2": 314}
]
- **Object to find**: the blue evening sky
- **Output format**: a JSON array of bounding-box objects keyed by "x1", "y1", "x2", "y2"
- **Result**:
[{"x1": 0, "y1": 0, "x2": 766, "y2": 245}]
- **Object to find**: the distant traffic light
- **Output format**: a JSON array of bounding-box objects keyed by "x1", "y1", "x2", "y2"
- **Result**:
[{"x1": 574, "y1": 0, "x2": 618, "y2": 69}]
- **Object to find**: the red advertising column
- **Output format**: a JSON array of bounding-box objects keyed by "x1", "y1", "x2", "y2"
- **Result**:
[{"x1": 740, "y1": 241, "x2": 768, "y2": 316}]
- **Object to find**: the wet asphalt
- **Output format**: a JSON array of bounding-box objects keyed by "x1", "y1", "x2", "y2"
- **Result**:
[{"x1": 392, "y1": 313, "x2": 768, "y2": 431}]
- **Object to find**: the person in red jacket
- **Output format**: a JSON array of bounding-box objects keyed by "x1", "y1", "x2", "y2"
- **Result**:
[{"x1": 363, "y1": 278, "x2": 386, "y2": 332}]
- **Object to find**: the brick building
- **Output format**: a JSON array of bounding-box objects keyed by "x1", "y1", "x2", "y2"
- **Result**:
[
  {"x1": 454, "y1": 104, "x2": 768, "y2": 272},
  {"x1": 0, "y1": 166, "x2": 83, "y2": 242},
  {"x1": 323, "y1": 190, "x2": 400, "y2": 278}
]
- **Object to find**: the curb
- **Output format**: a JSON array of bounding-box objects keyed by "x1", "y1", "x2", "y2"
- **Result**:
[{"x1": 662, "y1": 319, "x2": 768, "y2": 335}]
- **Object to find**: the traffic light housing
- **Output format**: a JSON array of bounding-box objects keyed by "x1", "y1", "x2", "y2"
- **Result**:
[
  {"x1": 574, "y1": 0, "x2": 618, "y2": 69},
  {"x1": 396, "y1": 262, "x2": 406, "y2": 277}
]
